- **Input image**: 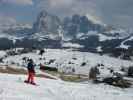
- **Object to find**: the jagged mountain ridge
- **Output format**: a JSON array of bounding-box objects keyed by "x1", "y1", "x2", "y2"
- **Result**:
[{"x1": 0, "y1": 10, "x2": 133, "y2": 54}]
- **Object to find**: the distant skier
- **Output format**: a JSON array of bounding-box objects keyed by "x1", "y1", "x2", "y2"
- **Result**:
[{"x1": 24, "y1": 59, "x2": 36, "y2": 85}]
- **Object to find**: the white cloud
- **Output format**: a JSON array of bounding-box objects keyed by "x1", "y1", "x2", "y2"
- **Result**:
[
  {"x1": 1, "y1": 0, "x2": 33, "y2": 5},
  {"x1": 48, "y1": 0, "x2": 73, "y2": 7},
  {"x1": 0, "y1": 15, "x2": 16, "y2": 25},
  {"x1": 86, "y1": 14, "x2": 103, "y2": 25},
  {"x1": 37, "y1": 0, "x2": 100, "y2": 17},
  {"x1": 37, "y1": 0, "x2": 133, "y2": 29}
]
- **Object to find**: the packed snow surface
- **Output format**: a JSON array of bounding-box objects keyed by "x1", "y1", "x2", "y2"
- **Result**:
[
  {"x1": 3, "y1": 49, "x2": 133, "y2": 75},
  {"x1": 0, "y1": 49, "x2": 133, "y2": 100},
  {"x1": 0, "y1": 73, "x2": 133, "y2": 100}
]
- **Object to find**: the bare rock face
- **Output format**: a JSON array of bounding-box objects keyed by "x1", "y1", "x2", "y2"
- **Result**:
[
  {"x1": 89, "y1": 67, "x2": 100, "y2": 80},
  {"x1": 103, "y1": 77, "x2": 131, "y2": 88},
  {"x1": 63, "y1": 14, "x2": 104, "y2": 38},
  {"x1": 33, "y1": 10, "x2": 61, "y2": 34},
  {"x1": 128, "y1": 66, "x2": 133, "y2": 77}
]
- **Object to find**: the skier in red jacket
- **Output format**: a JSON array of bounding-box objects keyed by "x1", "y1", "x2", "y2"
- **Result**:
[{"x1": 24, "y1": 59, "x2": 36, "y2": 85}]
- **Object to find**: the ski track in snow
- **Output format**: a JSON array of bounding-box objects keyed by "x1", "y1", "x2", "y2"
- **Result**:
[{"x1": 0, "y1": 73, "x2": 133, "y2": 100}]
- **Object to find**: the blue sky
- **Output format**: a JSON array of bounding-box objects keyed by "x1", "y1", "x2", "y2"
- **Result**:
[
  {"x1": 0, "y1": 0, "x2": 38, "y2": 24},
  {"x1": 0, "y1": 0, "x2": 133, "y2": 29}
]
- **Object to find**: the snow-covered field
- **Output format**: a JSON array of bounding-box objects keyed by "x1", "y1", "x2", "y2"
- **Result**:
[
  {"x1": 0, "y1": 49, "x2": 133, "y2": 100},
  {"x1": 2, "y1": 49, "x2": 133, "y2": 76},
  {"x1": 0, "y1": 73, "x2": 133, "y2": 100}
]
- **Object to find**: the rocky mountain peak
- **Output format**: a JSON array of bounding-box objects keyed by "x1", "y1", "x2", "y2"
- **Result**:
[
  {"x1": 33, "y1": 10, "x2": 61, "y2": 34},
  {"x1": 38, "y1": 10, "x2": 48, "y2": 18}
]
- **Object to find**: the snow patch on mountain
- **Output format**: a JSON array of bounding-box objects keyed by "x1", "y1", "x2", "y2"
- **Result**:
[
  {"x1": 98, "y1": 34, "x2": 116, "y2": 41},
  {"x1": 96, "y1": 46, "x2": 103, "y2": 52},
  {"x1": 0, "y1": 51, "x2": 6, "y2": 58},
  {"x1": 104, "y1": 28, "x2": 130, "y2": 38},
  {"x1": 119, "y1": 36, "x2": 133, "y2": 49},
  {"x1": 62, "y1": 42, "x2": 84, "y2": 48},
  {"x1": 0, "y1": 33, "x2": 25, "y2": 41},
  {"x1": 31, "y1": 32, "x2": 61, "y2": 41},
  {"x1": 76, "y1": 31, "x2": 98, "y2": 40}
]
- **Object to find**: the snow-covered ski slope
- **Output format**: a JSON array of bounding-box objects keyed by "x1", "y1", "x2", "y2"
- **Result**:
[
  {"x1": 0, "y1": 73, "x2": 133, "y2": 100},
  {"x1": 3, "y1": 49, "x2": 133, "y2": 75}
]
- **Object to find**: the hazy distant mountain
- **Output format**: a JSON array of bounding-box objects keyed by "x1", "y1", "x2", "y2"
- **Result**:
[
  {"x1": 0, "y1": 10, "x2": 133, "y2": 55},
  {"x1": 63, "y1": 14, "x2": 105, "y2": 38},
  {"x1": 33, "y1": 10, "x2": 61, "y2": 34}
]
